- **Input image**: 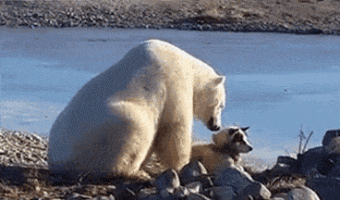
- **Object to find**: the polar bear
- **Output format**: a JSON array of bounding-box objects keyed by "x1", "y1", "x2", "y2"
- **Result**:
[{"x1": 48, "y1": 39, "x2": 226, "y2": 180}]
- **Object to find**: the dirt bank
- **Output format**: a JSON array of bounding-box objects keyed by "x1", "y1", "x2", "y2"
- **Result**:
[{"x1": 1, "y1": 0, "x2": 340, "y2": 34}]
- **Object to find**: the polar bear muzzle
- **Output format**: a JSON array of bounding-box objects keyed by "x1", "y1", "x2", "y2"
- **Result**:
[{"x1": 208, "y1": 117, "x2": 220, "y2": 131}]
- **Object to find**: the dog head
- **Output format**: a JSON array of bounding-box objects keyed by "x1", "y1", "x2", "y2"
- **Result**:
[{"x1": 212, "y1": 126, "x2": 253, "y2": 153}]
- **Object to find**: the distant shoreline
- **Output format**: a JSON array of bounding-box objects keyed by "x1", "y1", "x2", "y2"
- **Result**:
[{"x1": 1, "y1": 0, "x2": 340, "y2": 35}]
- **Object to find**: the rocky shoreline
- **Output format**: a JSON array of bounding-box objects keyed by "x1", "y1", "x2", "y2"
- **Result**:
[
  {"x1": 1, "y1": 0, "x2": 340, "y2": 35},
  {"x1": 1, "y1": 127, "x2": 340, "y2": 199}
]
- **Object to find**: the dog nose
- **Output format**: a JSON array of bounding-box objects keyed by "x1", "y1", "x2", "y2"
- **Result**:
[{"x1": 249, "y1": 146, "x2": 253, "y2": 151}]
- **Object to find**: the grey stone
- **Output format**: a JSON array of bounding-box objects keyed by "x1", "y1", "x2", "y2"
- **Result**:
[
  {"x1": 236, "y1": 181, "x2": 271, "y2": 200},
  {"x1": 270, "y1": 193, "x2": 287, "y2": 200},
  {"x1": 329, "y1": 164, "x2": 340, "y2": 177},
  {"x1": 297, "y1": 147, "x2": 329, "y2": 175},
  {"x1": 214, "y1": 166, "x2": 254, "y2": 194},
  {"x1": 116, "y1": 187, "x2": 136, "y2": 200},
  {"x1": 137, "y1": 187, "x2": 157, "y2": 199},
  {"x1": 306, "y1": 177, "x2": 340, "y2": 200},
  {"x1": 173, "y1": 186, "x2": 190, "y2": 198},
  {"x1": 270, "y1": 163, "x2": 294, "y2": 177},
  {"x1": 275, "y1": 156, "x2": 298, "y2": 173},
  {"x1": 159, "y1": 189, "x2": 174, "y2": 199},
  {"x1": 322, "y1": 129, "x2": 340, "y2": 146},
  {"x1": 92, "y1": 195, "x2": 115, "y2": 200},
  {"x1": 209, "y1": 186, "x2": 235, "y2": 200},
  {"x1": 139, "y1": 194, "x2": 164, "y2": 200},
  {"x1": 67, "y1": 193, "x2": 92, "y2": 200},
  {"x1": 154, "y1": 169, "x2": 180, "y2": 192},
  {"x1": 329, "y1": 154, "x2": 340, "y2": 177},
  {"x1": 197, "y1": 175, "x2": 215, "y2": 189},
  {"x1": 185, "y1": 181, "x2": 202, "y2": 194},
  {"x1": 277, "y1": 156, "x2": 297, "y2": 166},
  {"x1": 187, "y1": 193, "x2": 212, "y2": 200},
  {"x1": 179, "y1": 161, "x2": 208, "y2": 185},
  {"x1": 286, "y1": 186, "x2": 320, "y2": 200}
]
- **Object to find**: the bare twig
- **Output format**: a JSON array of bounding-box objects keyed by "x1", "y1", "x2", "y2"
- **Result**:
[
  {"x1": 298, "y1": 125, "x2": 306, "y2": 155},
  {"x1": 302, "y1": 131, "x2": 314, "y2": 154}
]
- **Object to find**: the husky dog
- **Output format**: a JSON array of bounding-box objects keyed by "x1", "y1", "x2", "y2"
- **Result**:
[{"x1": 191, "y1": 127, "x2": 252, "y2": 173}]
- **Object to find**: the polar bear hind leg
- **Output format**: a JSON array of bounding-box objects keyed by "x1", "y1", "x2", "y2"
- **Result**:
[{"x1": 106, "y1": 101, "x2": 157, "y2": 179}]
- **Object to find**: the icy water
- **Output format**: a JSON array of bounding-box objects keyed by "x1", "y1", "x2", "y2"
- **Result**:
[{"x1": 1, "y1": 27, "x2": 339, "y2": 162}]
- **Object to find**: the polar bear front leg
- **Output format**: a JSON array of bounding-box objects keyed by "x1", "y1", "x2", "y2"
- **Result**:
[{"x1": 153, "y1": 123, "x2": 192, "y2": 171}]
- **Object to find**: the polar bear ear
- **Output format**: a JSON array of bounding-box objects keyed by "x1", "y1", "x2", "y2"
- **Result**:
[{"x1": 212, "y1": 76, "x2": 225, "y2": 86}]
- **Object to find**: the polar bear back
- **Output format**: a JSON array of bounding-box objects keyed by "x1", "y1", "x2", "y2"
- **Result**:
[{"x1": 48, "y1": 39, "x2": 224, "y2": 175}]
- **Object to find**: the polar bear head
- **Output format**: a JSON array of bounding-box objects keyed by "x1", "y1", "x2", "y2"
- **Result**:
[{"x1": 194, "y1": 76, "x2": 226, "y2": 131}]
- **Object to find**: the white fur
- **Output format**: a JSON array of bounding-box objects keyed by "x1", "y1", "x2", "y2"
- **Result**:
[
  {"x1": 48, "y1": 39, "x2": 226, "y2": 179},
  {"x1": 191, "y1": 127, "x2": 252, "y2": 173}
]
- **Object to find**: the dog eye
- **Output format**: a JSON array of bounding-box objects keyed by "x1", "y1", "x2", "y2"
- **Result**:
[
  {"x1": 229, "y1": 129, "x2": 237, "y2": 136},
  {"x1": 233, "y1": 134, "x2": 243, "y2": 142}
]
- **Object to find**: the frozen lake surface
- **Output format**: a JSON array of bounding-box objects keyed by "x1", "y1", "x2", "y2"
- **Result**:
[{"x1": 1, "y1": 27, "x2": 340, "y2": 162}]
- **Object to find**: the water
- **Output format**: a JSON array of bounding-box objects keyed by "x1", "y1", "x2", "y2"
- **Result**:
[{"x1": 1, "y1": 27, "x2": 339, "y2": 162}]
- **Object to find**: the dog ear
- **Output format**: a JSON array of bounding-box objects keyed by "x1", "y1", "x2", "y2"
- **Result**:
[
  {"x1": 241, "y1": 127, "x2": 249, "y2": 132},
  {"x1": 229, "y1": 128, "x2": 238, "y2": 136}
]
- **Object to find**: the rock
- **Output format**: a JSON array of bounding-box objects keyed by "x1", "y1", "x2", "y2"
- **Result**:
[
  {"x1": 277, "y1": 156, "x2": 298, "y2": 168},
  {"x1": 154, "y1": 169, "x2": 180, "y2": 192},
  {"x1": 270, "y1": 163, "x2": 294, "y2": 177},
  {"x1": 93, "y1": 195, "x2": 115, "y2": 200},
  {"x1": 139, "y1": 194, "x2": 163, "y2": 200},
  {"x1": 195, "y1": 175, "x2": 214, "y2": 189},
  {"x1": 214, "y1": 166, "x2": 254, "y2": 194},
  {"x1": 185, "y1": 181, "x2": 202, "y2": 194},
  {"x1": 271, "y1": 193, "x2": 287, "y2": 200},
  {"x1": 137, "y1": 187, "x2": 157, "y2": 199},
  {"x1": 297, "y1": 147, "x2": 329, "y2": 176},
  {"x1": 67, "y1": 193, "x2": 92, "y2": 200},
  {"x1": 187, "y1": 193, "x2": 212, "y2": 200},
  {"x1": 115, "y1": 187, "x2": 136, "y2": 200},
  {"x1": 236, "y1": 181, "x2": 271, "y2": 200},
  {"x1": 325, "y1": 137, "x2": 340, "y2": 154},
  {"x1": 306, "y1": 177, "x2": 340, "y2": 200},
  {"x1": 208, "y1": 186, "x2": 235, "y2": 200},
  {"x1": 328, "y1": 154, "x2": 340, "y2": 177},
  {"x1": 179, "y1": 161, "x2": 208, "y2": 185},
  {"x1": 322, "y1": 129, "x2": 340, "y2": 147},
  {"x1": 286, "y1": 186, "x2": 320, "y2": 200},
  {"x1": 173, "y1": 186, "x2": 190, "y2": 198}
]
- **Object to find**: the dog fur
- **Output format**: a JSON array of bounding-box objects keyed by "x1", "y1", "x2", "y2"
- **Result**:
[{"x1": 191, "y1": 126, "x2": 252, "y2": 173}]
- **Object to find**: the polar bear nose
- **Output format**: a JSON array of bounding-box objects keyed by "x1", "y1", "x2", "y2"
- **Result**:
[{"x1": 207, "y1": 117, "x2": 220, "y2": 131}]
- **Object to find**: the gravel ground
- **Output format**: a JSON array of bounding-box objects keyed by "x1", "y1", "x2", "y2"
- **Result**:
[
  {"x1": 1, "y1": 0, "x2": 340, "y2": 34},
  {"x1": 0, "y1": 128, "x2": 306, "y2": 199},
  {"x1": 0, "y1": 128, "x2": 163, "y2": 199}
]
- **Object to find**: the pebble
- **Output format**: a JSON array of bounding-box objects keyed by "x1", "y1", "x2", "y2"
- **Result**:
[
  {"x1": 154, "y1": 169, "x2": 180, "y2": 192},
  {"x1": 1, "y1": 0, "x2": 340, "y2": 34}
]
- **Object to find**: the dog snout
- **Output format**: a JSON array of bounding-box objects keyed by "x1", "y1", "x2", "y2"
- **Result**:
[{"x1": 248, "y1": 146, "x2": 253, "y2": 152}]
